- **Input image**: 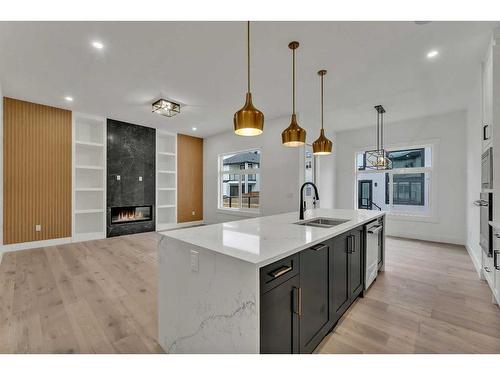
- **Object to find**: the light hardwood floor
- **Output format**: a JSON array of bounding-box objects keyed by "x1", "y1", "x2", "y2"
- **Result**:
[{"x1": 0, "y1": 234, "x2": 499, "y2": 353}]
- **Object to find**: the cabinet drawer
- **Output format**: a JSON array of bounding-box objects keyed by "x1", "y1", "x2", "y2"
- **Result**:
[
  {"x1": 260, "y1": 253, "x2": 299, "y2": 294},
  {"x1": 483, "y1": 251, "x2": 495, "y2": 288},
  {"x1": 493, "y1": 229, "x2": 500, "y2": 250}
]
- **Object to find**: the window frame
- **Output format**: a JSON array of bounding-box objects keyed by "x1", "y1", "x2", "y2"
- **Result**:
[
  {"x1": 217, "y1": 148, "x2": 261, "y2": 216},
  {"x1": 354, "y1": 142, "x2": 438, "y2": 222}
]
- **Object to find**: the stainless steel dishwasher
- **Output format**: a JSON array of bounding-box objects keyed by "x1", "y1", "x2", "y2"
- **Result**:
[{"x1": 365, "y1": 220, "x2": 383, "y2": 290}]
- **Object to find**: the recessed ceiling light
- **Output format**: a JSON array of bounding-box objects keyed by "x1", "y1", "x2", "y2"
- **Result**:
[
  {"x1": 192, "y1": 127, "x2": 197, "y2": 131},
  {"x1": 427, "y1": 50, "x2": 439, "y2": 59},
  {"x1": 92, "y1": 41, "x2": 104, "y2": 50},
  {"x1": 64, "y1": 96, "x2": 74, "y2": 102}
]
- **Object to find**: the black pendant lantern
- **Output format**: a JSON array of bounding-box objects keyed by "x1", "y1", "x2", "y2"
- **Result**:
[{"x1": 364, "y1": 105, "x2": 392, "y2": 170}]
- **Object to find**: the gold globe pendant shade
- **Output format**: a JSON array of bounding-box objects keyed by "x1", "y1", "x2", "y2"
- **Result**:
[
  {"x1": 234, "y1": 93, "x2": 264, "y2": 136},
  {"x1": 282, "y1": 41, "x2": 307, "y2": 147},
  {"x1": 234, "y1": 21, "x2": 264, "y2": 136},
  {"x1": 312, "y1": 69, "x2": 333, "y2": 155}
]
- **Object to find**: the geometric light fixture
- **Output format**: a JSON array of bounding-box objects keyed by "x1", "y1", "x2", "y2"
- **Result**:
[
  {"x1": 282, "y1": 41, "x2": 306, "y2": 147},
  {"x1": 312, "y1": 69, "x2": 333, "y2": 155},
  {"x1": 364, "y1": 105, "x2": 392, "y2": 170},
  {"x1": 233, "y1": 21, "x2": 264, "y2": 136},
  {"x1": 152, "y1": 99, "x2": 181, "y2": 117}
]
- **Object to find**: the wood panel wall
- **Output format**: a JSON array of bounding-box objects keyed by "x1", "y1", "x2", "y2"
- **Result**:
[
  {"x1": 3, "y1": 97, "x2": 72, "y2": 244},
  {"x1": 177, "y1": 134, "x2": 203, "y2": 223}
]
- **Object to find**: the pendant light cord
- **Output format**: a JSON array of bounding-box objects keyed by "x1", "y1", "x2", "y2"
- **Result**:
[
  {"x1": 292, "y1": 48, "x2": 296, "y2": 114},
  {"x1": 381, "y1": 111, "x2": 384, "y2": 149},
  {"x1": 247, "y1": 21, "x2": 250, "y2": 93},
  {"x1": 376, "y1": 111, "x2": 380, "y2": 150},
  {"x1": 321, "y1": 74, "x2": 324, "y2": 130}
]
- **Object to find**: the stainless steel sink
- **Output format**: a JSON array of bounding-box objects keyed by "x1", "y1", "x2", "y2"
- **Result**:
[{"x1": 295, "y1": 217, "x2": 349, "y2": 228}]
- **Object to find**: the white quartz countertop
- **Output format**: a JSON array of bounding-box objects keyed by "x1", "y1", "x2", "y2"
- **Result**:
[{"x1": 160, "y1": 208, "x2": 385, "y2": 267}]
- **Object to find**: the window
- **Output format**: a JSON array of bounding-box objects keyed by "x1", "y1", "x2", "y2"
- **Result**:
[
  {"x1": 356, "y1": 145, "x2": 433, "y2": 217},
  {"x1": 219, "y1": 150, "x2": 261, "y2": 212}
]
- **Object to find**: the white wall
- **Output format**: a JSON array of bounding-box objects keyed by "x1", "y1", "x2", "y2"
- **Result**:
[
  {"x1": 335, "y1": 110, "x2": 467, "y2": 245},
  {"x1": 465, "y1": 66, "x2": 483, "y2": 273},
  {"x1": 204, "y1": 115, "x2": 301, "y2": 224},
  {"x1": 0, "y1": 82, "x2": 3, "y2": 262}
]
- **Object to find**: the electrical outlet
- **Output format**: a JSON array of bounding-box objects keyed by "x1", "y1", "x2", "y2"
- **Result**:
[
  {"x1": 35, "y1": 224, "x2": 41, "y2": 232},
  {"x1": 190, "y1": 250, "x2": 199, "y2": 272},
  {"x1": 192, "y1": 210, "x2": 196, "y2": 216},
  {"x1": 116, "y1": 175, "x2": 121, "y2": 181},
  {"x1": 139, "y1": 176, "x2": 143, "y2": 181}
]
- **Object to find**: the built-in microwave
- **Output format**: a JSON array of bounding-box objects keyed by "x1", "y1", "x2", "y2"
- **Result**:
[{"x1": 482, "y1": 147, "x2": 493, "y2": 189}]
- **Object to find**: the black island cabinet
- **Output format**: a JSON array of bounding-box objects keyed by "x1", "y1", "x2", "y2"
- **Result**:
[{"x1": 260, "y1": 224, "x2": 373, "y2": 354}]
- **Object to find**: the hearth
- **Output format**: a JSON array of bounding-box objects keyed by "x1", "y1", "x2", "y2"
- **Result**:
[{"x1": 111, "y1": 205, "x2": 152, "y2": 225}]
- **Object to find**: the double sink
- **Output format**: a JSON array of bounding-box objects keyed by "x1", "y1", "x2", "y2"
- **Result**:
[{"x1": 295, "y1": 217, "x2": 349, "y2": 228}]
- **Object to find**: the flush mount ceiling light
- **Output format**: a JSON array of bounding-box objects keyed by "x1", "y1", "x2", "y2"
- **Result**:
[
  {"x1": 282, "y1": 41, "x2": 306, "y2": 147},
  {"x1": 152, "y1": 99, "x2": 181, "y2": 117},
  {"x1": 427, "y1": 50, "x2": 439, "y2": 59},
  {"x1": 364, "y1": 105, "x2": 392, "y2": 170},
  {"x1": 192, "y1": 127, "x2": 197, "y2": 131},
  {"x1": 233, "y1": 21, "x2": 264, "y2": 136},
  {"x1": 312, "y1": 70, "x2": 333, "y2": 155},
  {"x1": 64, "y1": 96, "x2": 74, "y2": 102},
  {"x1": 92, "y1": 41, "x2": 104, "y2": 50}
]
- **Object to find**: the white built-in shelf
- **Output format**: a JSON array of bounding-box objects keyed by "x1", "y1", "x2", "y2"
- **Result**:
[
  {"x1": 76, "y1": 140, "x2": 104, "y2": 147},
  {"x1": 73, "y1": 112, "x2": 106, "y2": 242},
  {"x1": 75, "y1": 187, "x2": 104, "y2": 192},
  {"x1": 156, "y1": 132, "x2": 177, "y2": 229},
  {"x1": 76, "y1": 165, "x2": 104, "y2": 170},
  {"x1": 75, "y1": 209, "x2": 104, "y2": 214}
]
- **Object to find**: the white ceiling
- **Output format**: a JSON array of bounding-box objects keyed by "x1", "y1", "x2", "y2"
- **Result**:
[{"x1": 0, "y1": 21, "x2": 498, "y2": 137}]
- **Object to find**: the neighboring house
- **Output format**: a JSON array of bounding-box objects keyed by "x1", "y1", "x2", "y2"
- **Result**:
[{"x1": 222, "y1": 151, "x2": 260, "y2": 198}]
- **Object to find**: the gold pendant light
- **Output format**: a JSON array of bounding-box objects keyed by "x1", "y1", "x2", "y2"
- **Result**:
[
  {"x1": 234, "y1": 21, "x2": 264, "y2": 136},
  {"x1": 312, "y1": 70, "x2": 333, "y2": 155},
  {"x1": 282, "y1": 41, "x2": 306, "y2": 147}
]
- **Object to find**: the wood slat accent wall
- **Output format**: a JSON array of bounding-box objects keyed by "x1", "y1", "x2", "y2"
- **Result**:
[
  {"x1": 177, "y1": 134, "x2": 203, "y2": 223},
  {"x1": 3, "y1": 97, "x2": 72, "y2": 244}
]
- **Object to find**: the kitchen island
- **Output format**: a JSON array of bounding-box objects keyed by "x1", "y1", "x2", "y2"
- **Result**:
[{"x1": 158, "y1": 208, "x2": 385, "y2": 354}]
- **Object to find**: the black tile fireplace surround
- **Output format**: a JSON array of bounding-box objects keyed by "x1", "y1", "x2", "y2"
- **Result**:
[{"x1": 107, "y1": 119, "x2": 156, "y2": 237}]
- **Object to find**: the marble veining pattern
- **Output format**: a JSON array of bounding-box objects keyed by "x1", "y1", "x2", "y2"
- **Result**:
[{"x1": 158, "y1": 236, "x2": 260, "y2": 354}]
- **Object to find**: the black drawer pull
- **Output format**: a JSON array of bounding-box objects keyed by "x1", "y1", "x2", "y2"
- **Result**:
[
  {"x1": 310, "y1": 243, "x2": 327, "y2": 251},
  {"x1": 269, "y1": 265, "x2": 292, "y2": 279}
]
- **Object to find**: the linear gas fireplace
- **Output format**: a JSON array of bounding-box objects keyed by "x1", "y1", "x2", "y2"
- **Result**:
[{"x1": 111, "y1": 205, "x2": 152, "y2": 225}]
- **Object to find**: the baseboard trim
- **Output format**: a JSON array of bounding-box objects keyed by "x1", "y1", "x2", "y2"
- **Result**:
[
  {"x1": 2, "y1": 237, "x2": 72, "y2": 253},
  {"x1": 386, "y1": 231, "x2": 465, "y2": 246},
  {"x1": 465, "y1": 243, "x2": 483, "y2": 279}
]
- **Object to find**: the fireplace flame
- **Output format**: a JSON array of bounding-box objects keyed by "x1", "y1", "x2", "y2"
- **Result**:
[
  {"x1": 118, "y1": 209, "x2": 143, "y2": 221},
  {"x1": 112, "y1": 207, "x2": 150, "y2": 224}
]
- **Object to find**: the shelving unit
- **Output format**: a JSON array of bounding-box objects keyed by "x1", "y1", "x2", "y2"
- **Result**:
[
  {"x1": 72, "y1": 113, "x2": 107, "y2": 242},
  {"x1": 156, "y1": 132, "x2": 177, "y2": 231}
]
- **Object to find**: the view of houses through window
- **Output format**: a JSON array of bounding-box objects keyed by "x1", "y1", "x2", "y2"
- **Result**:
[
  {"x1": 356, "y1": 146, "x2": 432, "y2": 216},
  {"x1": 219, "y1": 150, "x2": 261, "y2": 211}
]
